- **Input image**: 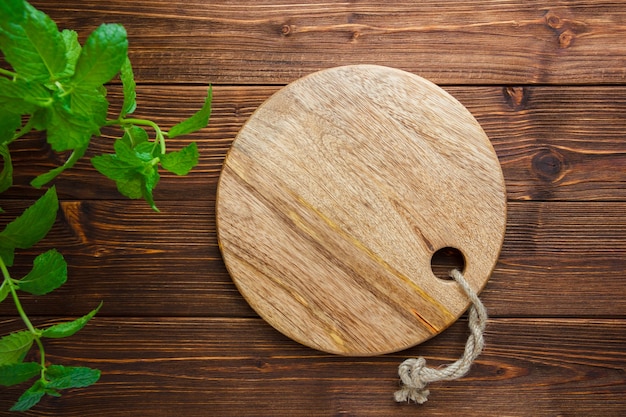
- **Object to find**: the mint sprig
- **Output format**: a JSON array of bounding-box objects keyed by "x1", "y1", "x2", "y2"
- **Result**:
[
  {"x1": 0, "y1": 0, "x2": 209, "y2": 209},
  {"x1": 0, "y1": 0, "x2": 212, "y2": 411},
  {"x1": 0, "y1": 188, "x2": 102, "y2": 411}
]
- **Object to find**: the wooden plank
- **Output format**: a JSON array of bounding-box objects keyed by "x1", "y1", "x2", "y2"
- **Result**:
[
  {"x1": 4, "y1": 85, "x2": 626, "y2": 201},
  {"x1": 27, "y1": 0, "x2": 626, "y2": 85},
  {"x1": 0, "y1": 317, "x2": 624, "y2": 416},
  {"x1": 0, "y1": 200, "x2": 624, "y2": 318}
]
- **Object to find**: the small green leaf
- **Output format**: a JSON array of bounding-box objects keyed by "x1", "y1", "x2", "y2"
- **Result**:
[
  {"x1": 121, "y1": 125, "x2": 149, "y2": 149},
  {"x1": 168, "y1": 86, "x2": 212, "y2": 138},
  {"x1": 46, "y1": 365, "x2": 101, "y2": 390},
  {"x1": 142, "y1": 168, "x2": 160, "y2": 212},
  {"x1": 91, "y1": 153, "x2": 135, "y2": 181},
  {"x1": 113, "y1": 138, "x2": 144, "y2": 165},
  {"x1": 17, "y1": 249, "x2": 67, "y2": 295},
  {"x1": 30, "y1": 144, "x2": 88, "y2": 188},
  {"x1": 60, "y1": 29, "x2": 81, "y2": 78},
  {"x1": 71, "y1": 23, "x2": 128, "y2": 90},
  {"x1": 115, "y1": 172, "x2": 144, "y2": 200},
  {"x1": 42, "y1": 302, "x2": 102, "y2": 339},
  {"x1": 0, "y1": 110, "x2": 21, "y2": 146},
  {"x1": 0, "y1": 187, "x2": 58, "y2": 266},
  {"x1": 10, "y1": 379, "x2": 45, "y2": 412},
  {"x1": 0, "y1": 77, "x2": 51, "y2": 114},
  {"x1": 0, "y1": 144, "x2": 13, "y2": 194},
  {"x1": 120, "y1": 56, "x2": 136, "y2": 118},
  {"x1": 161, "y1": 142, "x2": 199, "y2": 176},
  {"x1": 0, "y1": 331, "x2": 34, "y2": 366},
  {"x1": 0, "y1": 1, "x2": 67, "y2": 81},
  {"x1": 0, "y1": 362, "x2": 40, "y2": 386}
]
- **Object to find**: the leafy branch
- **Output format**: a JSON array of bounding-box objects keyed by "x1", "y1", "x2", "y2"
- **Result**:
[{"x1": 0, "y1": 0, "x2": 211, "y2": 410}]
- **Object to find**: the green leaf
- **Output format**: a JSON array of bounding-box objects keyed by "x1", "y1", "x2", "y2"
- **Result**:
[
  {"x1": 60, "y1": 29, "x2": 81, "y2": 78},
  {"x1": 30, "y1": 144, "x2": 88, "y2": 188},
  {"x1": 167, "y1": 86, "x2": 212, "y2": 138},
  {"x1": 161, "y1": 142, "x2": 199, "y2": 176},
  {"x1": 0, "y1": 1, "x2": 67, "y2": 81},
  {"x1": 46, "y1": 365, "x2": 101, "y2": 390},
  {"x1": 0, "y1": 144, "x2": 13, "y2": 194},
  {"x1": 120, "y1": 56, "x2": 136, "y2": 118},
  {"x1": 44, "y1": 97, "x2": 96, "y2": 152},
  {"x1": 10, "y1": 379, "x2": 45, "y2": 412},
  {"x1": 142, "y1": 168, "x2": 160, "y2": 212},
  {"x1": 42, "y1": 302, "x2": 102, "y2": 339},
  {"x1": 71, "y1": 23, "x2": 128, "y2": 90},
  {"x1": 121, "y1": 125, "x2": 149, "y2": 149},
  {"x1": 0, "y1": 109, "x2": 21, "y2": 146},
  {"x1": 0, "y1": 77, "x2": 51, "y2": 114},
  {"x1": 17, "y1": 249, "x2": 67, "y2": 295},
  {"x1": 113, "y1": 138, "x2": 145, "y2": 165},
  {"x1": 0, "y1": 362, "x2": 40, "y2": 386},
  {"x1": 91, "y1": 153, "x2": 135, "y2": 181},
  {"x1": 0, "y1": 331, "x2": 34, "y2": 366},
  {"x1": 0, "y1": 187, "x2": 58, "y2": 266}
]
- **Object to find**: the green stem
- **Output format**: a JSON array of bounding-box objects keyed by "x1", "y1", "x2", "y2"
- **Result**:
[
  {"x1": 0, "y1": 67, "x2": 18, "y2": 80},
  {"x1": 0, "y1": 257, "x2": 46, "y2": 374},
  {"x1": 106, "y1": 117, "x2": 167, "y2": 154}
]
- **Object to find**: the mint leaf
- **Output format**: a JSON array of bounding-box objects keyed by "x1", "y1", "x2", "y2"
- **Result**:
[
  {"x1": 161, "y1": 142, "x2": 199, "y2": 175},
  {"x1": 46, "y1": 365, "x2": 101, "y2": 390},
  {"x1": 120, "y1": 56, "x2": 136, "y2": 118},
  {"x1": 17, "y1": 249, "x2": 67, "y2": 295},
  {"x1": 70, "y1": 86, "x2": 108, "y2": 131},
  {"x1": 121, "y1": 125, "x2": 149, "y2": 149},
  {"x1": 142, "y1": 167, "x2": 160, "y2": 212},
  {"x1": 0, "y1": 1, "x2": 67, "y2": 81},
  {"x1": 167, "y1": 86, "x2": 212, "y2": 138},
  {"x1": 45, "y1": 98, "x2": 96, "y2": 151},
  {"x1": 71, "y1": 23, "x2": 128, "y2": 90},
  {"x1": 42, "y1": 302, "x2": 102, "y2": 339},
  {"x1": 0, "y1": 187, "x2": 58, "y2": 266},
  {"x1": 0, "y1": 331, "x2": 34, "y2": 366},
  {"x1": 60, "y1": 29, "x2": 81, "y2": 78},
  {"x1": 0, "y1": 109, "x2": 21, "y2": 146},
  {"x1": 0, "y1": 362, "x2": 40, "y2": 386},
  {"x1": 31, "y1": 144, "x2": 89, "y2": 188},
  {"x1": 0, "y1": 144, "x2": 13, "y2": 194},
  {"x1": 0, "y1": 77, "x2": 51, "y2": 114},
  {"x1": 10, "y1": 379, "x2": 45, "y2": 412},
  {"x1": 113, "y1": 137, "x2": 146, "y2": 165},
  {"x1": 91, "y1": 153, "x2": 136, "y2": 181}
]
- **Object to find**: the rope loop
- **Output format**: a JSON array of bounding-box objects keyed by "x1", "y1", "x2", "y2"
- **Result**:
[{"x1": 395, "y1": 269, "x2": 487, "y2": 404}]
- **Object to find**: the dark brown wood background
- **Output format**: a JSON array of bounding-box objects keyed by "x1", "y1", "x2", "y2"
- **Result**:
[{"x1": 1, "y1": 1, "x2": 625, "y2": 415}]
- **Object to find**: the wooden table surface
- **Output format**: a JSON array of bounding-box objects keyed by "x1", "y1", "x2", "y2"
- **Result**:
[{"x1": 1, "y1": 1, "x2": 625, "y2": 415}]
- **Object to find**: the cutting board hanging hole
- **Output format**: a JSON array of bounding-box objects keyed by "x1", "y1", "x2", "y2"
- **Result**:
[{"x1": 431, "y1": 247, "x2": 466, "y2": 281}]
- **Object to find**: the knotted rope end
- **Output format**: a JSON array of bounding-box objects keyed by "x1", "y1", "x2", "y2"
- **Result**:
[
  {"x1": 394, "y1": 357, "x2": 431, "y2": 404},
  {"x1": 394, "y1": 269, "x2": 488, "y2": 405}
]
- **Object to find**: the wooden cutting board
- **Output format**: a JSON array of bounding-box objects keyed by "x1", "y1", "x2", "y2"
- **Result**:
[{"x1": 216, "y1": 65, "x2": 506, "y2": 356}]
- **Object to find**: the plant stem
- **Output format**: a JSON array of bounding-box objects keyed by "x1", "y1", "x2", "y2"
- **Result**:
[
  {"x1": 0, "y1": 67, "x2": 18, "y2": 80},
  {"x1": 106, "y1": 117, "x2": 167, "y2": 154},
  {"x1": 0, "y1": 257, "x2": 39, "y2": 337},
  {"x1": 0, "y1": 257, "x2": 46, "y2": 374}
]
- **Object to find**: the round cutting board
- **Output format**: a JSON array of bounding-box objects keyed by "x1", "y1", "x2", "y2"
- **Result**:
[{"x1": 216, "y1": 65, "x2": 506, "y2": 356}]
